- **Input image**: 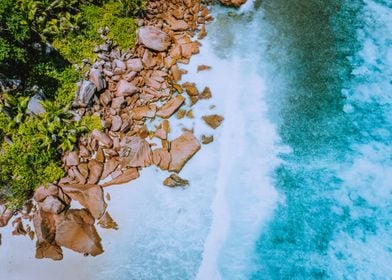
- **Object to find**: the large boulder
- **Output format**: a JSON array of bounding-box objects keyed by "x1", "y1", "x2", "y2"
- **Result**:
[
  {"x1": 62, "y1": 184, "x2": 107, "y2": 219},
  {"x1": 138, "y1": 26, "x2": 171, "y2": 52},
  {"x1": 33, "y1": 209, "x2": 63, "y2": 261},
  {"x1": 119, "y1": 136, "x2": 152, "y2": 168},
  {"x1": 102, "y1": 168, "x2": 140, "y2": 187},
  {"x1": 169, "y1": 132, "x2": 200, "y2": 172},
  {"x1": 54, "y1": 209, "x2": 103, "y2": 256}
]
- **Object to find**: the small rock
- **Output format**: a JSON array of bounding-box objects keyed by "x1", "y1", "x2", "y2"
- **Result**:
[
  {"x1": 102, "y1": 168, "x2": 140, "y2": 187},
  {"x1": 199, "y1": 87, "x2": 212, "y2": 99},
  {"x1": 117, "y1": 80, "x2": 138, "y2": 96},
  {"x1": 77, "y1": 80, "x2": 97, "y2": 105},
  {"x1": 27, "y1": 93, "x2": 45, "y2": 115},
  {"x1": 98, "y1": 212, "x2": 118, "y2": 230},
  {"x1": 163, "y1": 174, "x2": 189, "y2": 187},
  {"x1": 169, "y1": 132, "x2": 201, "y2": 172},
  {"x1": 126, "y1": 58, "x2": 143, "y2": 72},
  {"x1": 202, "y1": 114, "x2": 224, "y2": 129},
  {"x1": 111, "y1": 115, "x2": 122, "y2": 132},
  {"x1": 197, "y1": 65, "x2": 211, "y2": 72},
  {"x1": 202, "y1": 135, "x2": 214, "y2": 144},
  {"x1": 89, "y1": 69, "x2": 106, "y2": 92}
]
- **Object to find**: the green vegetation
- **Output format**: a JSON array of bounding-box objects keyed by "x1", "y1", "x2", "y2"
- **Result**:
[{"x1": 0, "y1": 0, "x2": 146, "y2": 208}]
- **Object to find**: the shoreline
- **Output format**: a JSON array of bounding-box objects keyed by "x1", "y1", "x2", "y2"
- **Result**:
[{"x1": 0, "y1": 0, "x2": 223, "y2": 260}]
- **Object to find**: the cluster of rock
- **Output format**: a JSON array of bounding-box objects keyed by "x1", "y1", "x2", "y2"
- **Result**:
[
  {"x1": 219, "y1": 0, "x2": 247, "y2": 8},
  {"x1": 0, "y1": 0, "x2": 227, "y2": 260}
]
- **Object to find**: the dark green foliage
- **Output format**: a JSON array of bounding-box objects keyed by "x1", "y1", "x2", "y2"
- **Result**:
[{"x1": 0, "y1": 0, "x2": 146, "y2": 208}]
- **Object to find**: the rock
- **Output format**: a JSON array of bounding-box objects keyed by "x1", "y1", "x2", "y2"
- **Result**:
[
  {"x1": 165, "y1": 15, "x2": 189, "y2": 31},
  {"x1": 27, "y1": 93, "x2": 45, "y2": 115},
  {"x1": 98, "y1": 212, "x2": 118, "y2": 230},
  {"x1": 12, "y1": 217, "x2": 26, "y2": 236},
  {"x1": 202, "y1": 114, "x2": 224, "y2": 129},
  {"x1": 34, "y1": 184, "x2": 71, "y2": 206},
  {"x1": 132, "y1": 104, "x2": 157, "y2": 120},
  {"x1": 89, "y1": 69, "x2": 106, "y2": 92},
  {"x1": 199, "y1": 87, "x2": 212, "y2": 99},
  {"x1": 202, "y1": 135, "x2": 214, "y2": 144},
  {"x1": 176, "y1": 109, "x2": 186, "y2": 119},
  {"x1": 39, "y1": 195, "x2": 66, "y2": 214},
  {"x1": 181, "y1": 42, "x2": 200, "y2": 59},
  {"x1": 102, "y1": 168, "x2": 140, "y2": 187},
  {"x1": 92, "y1": 129, "x2": 113, "y2": 148},
  {"x1": 156, "y1": 95, "x2": 185, "y2": 118},
  {"x1": 197, "y1": 65, "x2": 211, "y2": 72},
  {"x1": 77, "y1": 80, "x2": 97, "y2": 105},
  {"x1": 126, "y1": 58, "x2": 143, "y2": 72},
  {"x1": 119, "y1": 136, "x2": 152, "y2": 168},
  {"x1": 219, "y1": 0, "x2": 247, "y2": 8},
  {"x1": 78, "y1": 163, "x2": 89, "y2": 182},
  {"x1": 62, "y1": 184, "x2": 107, "y2": 219},
  {"x1": 0, "y1": 206, "x2": 13, "y2": 227},
  {"x1": 152, "y1": 149, "x2": 172, "y2": 170},
  {"x1": 111, "y1": 115, "x2": 122, "y2": 132},
  {"x1": 138, "y1": 26, "x2": 171, "y2": 52},
  {"x1": 186, "y1": 110, "x2": 194, "y2": 118},
  {"x1": 171, "y1": 65, "x2": 182, "y2": 81},
  {"x1": 33, "y1": 209, "x2": 63, "y2": 261},
  {"x1": 65, "y1": 151, "x2": 79, "y2": 166},
  {"x1": 163, "y1": 174, "x2": 189, "y2": 187},
  {"x1": 87, "y1": 160, "x2": 103, "y2": 184},
  {"x1": 117, "y1": 80, "x2": 138, "y2": 96},
  {"x1": 169, "y1": 132, "x2": 201, "y2": 172},
  {"x1": 99, "y1": 90, "x2": 112, "y2": 106},
  {"x1": 142, "y1": 49, "x2": 157, "y2": 68},
  {"x1": 101, "y1": 158, "x2": 119, "y2": 179},
  {"x1": 54, "y1": 209, "x2": 103, "y2": 256},
  {"x1": 183, "y1": 82, "x2": 199, "y2": 96},
  {"x1": 155, "y1": 129, "x2": 167, "y2": 140},
  {"x1": 111, "y1": 96, "x2": 125, "y2": 109},
  {"x1": 95, "y1": 147, "x2": 105, "y2": 163},
  {"x1": 198, "y1": 24, "x2": 207, "y2": 40}
]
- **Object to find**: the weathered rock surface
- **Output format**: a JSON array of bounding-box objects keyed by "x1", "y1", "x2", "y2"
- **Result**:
[
  {"x1": 152, "y1": 148, "x2": 172, "y2": 170},
  {"x1": 77, "y1": 80, "x2": 97, "y2": 105},
  {"x1": 62, "y1": 184, "x2": 107, "y2": 219},
  {"x1": 132, "y1": 104, "x2": 157, "y2": 120},
  {"x1": 33, "y1": 209, "x2": 63, "y2": 261},
  {"x1": 102, "y1": 168, "x2": 140, "y2": 187},
  {"x1": 98, "y1": 212, "x2": 118, "y2": 230},
  {"x1": 201, "y1": 134, "x2": 214, "y2": 144},
  {"x1": 138, "y1": 26, "x2": 171, "y2": 52},
  {"x1": 91, "y1": 129, "x2": 113, "y2": 148},
  {"x1": 0, "y1": 206, "x2": 14, "y2": 227},
  {"x1": 117, "y1": 80, "x2": 138, "y2": 96},
  {"x1": 120, "y1": 136, "x2": 152, "y2": 168},
  {"x1": 54, "y1": 209, "x2": 103, "y2": 256},
  {"x1": 202, "y1": 114, "x2": 224, "y2": 129},
  {"x1": 87, "y1": 160, "x2": 103, "y2": 184},
  {"x1": 89, "y1": 69, "x2": 106, "y2": 92},
  {"x1": 169, "y1": 132, "x2": 200, "y2": 172},
  {"x1": 156, "y1": 95, "x2": 185, "y2": 118},
  {"x1": 163, "y1": 174, "x2": 189, "y2": 187}
]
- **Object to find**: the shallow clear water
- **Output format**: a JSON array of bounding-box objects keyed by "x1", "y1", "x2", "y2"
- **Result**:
[{"x1": 1, "y1": 0, "x2": 392, "y2": 279}]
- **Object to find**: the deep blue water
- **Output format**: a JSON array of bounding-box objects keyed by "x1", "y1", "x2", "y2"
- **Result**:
[{"x1": 250, "y1": 0, "x2": 392, "y2": 278}]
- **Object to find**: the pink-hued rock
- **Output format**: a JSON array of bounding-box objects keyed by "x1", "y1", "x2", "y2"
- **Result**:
[
  {"x1": 156, "y1": 95, "x2": 185, "y2": 118},
  {"x1": 168, "y1": 132, "x2": 201, "y2": 172},
  {"x1": 91, "y1": 129, "x2": 113, "y2": 148},
  {"x1": 65, "y1": 151, "x2": 79, "y2": 166},
  {"x1": 152, "y1": 148, "x2": 172, "y2": 170},
  {"x1": 117, "y1": 80, "x2": 138, "y2": 96},
  {"x1": 33, "y1": 209, "x2": 63, "y2": 261},
  {"x1": 62, "y1": 184, "x2": 107, "y2": 219},
  {"x1": 101, "y1": 158, "x2": 119, "y2": 180},
  {"x1": 138, "y1": 26, "x2": 171, "y2": 52},
  {"x1": 165, "y1": 15, "x2": 189, "y2": 31},
  {"x1": 39, "y1": 196, "x2": 66, "y2": 214},
  {"x1": 126, "y1": 58, "x2": 143, "y2": 72},
  {"x1": 34, "y1": 184, "x2": 71, "y2": 206},
  {"x1": 119, "y1": 136, "x2": 152, "y2": 168},
  {"x1": 111, "y1": 115, "x2": 122, "y2": 132},
  {"x1": 155, "y1": 128, "x2": 167, "y2": 140},
  {"x1": 87, "y1": 160, "x2": 103, "y2": 184},
  {"x1": 132, "y1": 104, "x2": 157, "y2": 120},
  {"x1": 98, "y1": 212, "x2": 118, "y2": 230},
  {"x1": 54, "y1": 209, "x2": 103, "y2": 256},
  {"x1": 111, "y1": 96, "x2": 125, "y2": 109},
  {"x1": 102, "y1": 168, "x2": 140, "y2": 187}
]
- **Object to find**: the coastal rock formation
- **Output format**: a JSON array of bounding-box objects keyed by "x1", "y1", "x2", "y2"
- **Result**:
[
  {"x1": 156, "y1": 95, "x2": 185, "y2": 118},
  {"x1": 0, "y1": 206, "x2": 13, "y2": 227},
  {"x1": 54, "y1": 209, "x2": 103, "y2": 256},
  {"x1": 62, "y1": 184, "x2": 107, "y2": 219},
  {"x1": 102, "y1": 168, "x2": 140, "y2": 187},
  {"x1": 169, "y1": 132, "x2": 201, "y2": 172},
  {"x1": 138, "y1": 26, "x2": 171, "y2": 52},
  {"x1": 120, "y1": 136, "x2": 152, "y2": 168}
]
